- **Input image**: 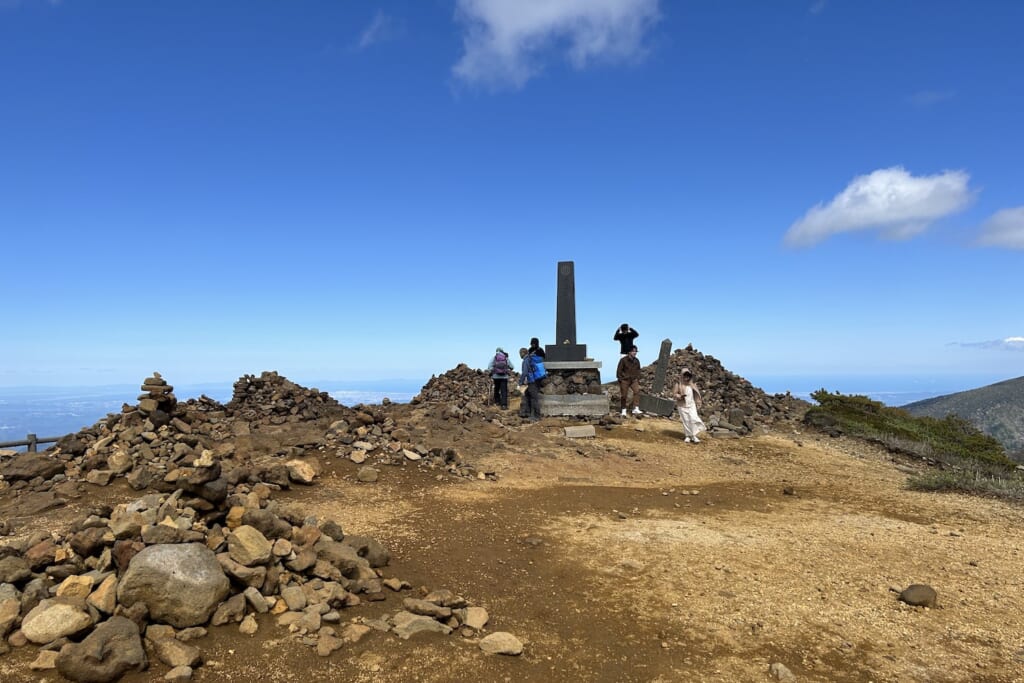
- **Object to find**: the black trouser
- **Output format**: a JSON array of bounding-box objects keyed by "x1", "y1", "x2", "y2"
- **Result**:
[
  {"x1": 492, "y1": 377, "x2": 508, "y2": 409},
  {"x1": 520, "y1": 382, "x2": 541, "y2": 419}
]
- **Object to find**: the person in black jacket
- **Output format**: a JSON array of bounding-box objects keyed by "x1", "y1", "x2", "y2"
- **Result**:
[
  {"x1": 614, "y1": 324, "x2": 639, "y2": 357},
  {"x1": 528, "y1": 337, "x2": 546, "y2": 359}
]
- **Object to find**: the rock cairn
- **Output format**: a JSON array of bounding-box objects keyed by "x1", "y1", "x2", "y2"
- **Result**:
[
  {"x1": 226, "y1": 371, "x2": 341, "y2": 426},
  {"x1": 3, "y1": 371, "x2": 357, "y2": 495},
  {"x1": 412, "y1": 364, "x2": 496, "y2": 407},
  {"x1": 137, "y1": 372, "x2": 177, "y2": 422},
  {"x1": 634, "y1": 345, "x2": 808, "y2": 434},
  {"x1": 0, "y1": 373, "x2": 234, "y2": 501},
  {"x1": 411, "y1": 364, "x2": 525, "y2": 424}
]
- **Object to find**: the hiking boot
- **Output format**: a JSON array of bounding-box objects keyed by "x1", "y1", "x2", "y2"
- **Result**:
[
  {"x1": 632, "y1": 407, "x2": 642, "y2": 415},
  {"x1": 684, "y1": 437, "x2": 692, "y2": 443},
  {"x1": 620, "y1": 409, "x2": 627, "y2": 417},
  {"x1": 692, "y1": 437, "x2": 701, "y2": 443}
]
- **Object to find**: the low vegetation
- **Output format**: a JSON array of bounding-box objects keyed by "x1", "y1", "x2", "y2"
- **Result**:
[{"x1": 806, "y1": 390, "x2": 1024, "y2": 502}]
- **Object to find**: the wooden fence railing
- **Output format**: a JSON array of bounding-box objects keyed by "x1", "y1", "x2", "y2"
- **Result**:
[{"x1": 0, "y1": 434, "x2": 62, "y2": 453}]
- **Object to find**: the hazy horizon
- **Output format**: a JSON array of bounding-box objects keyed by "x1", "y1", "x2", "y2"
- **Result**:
[{"x1": 2, "y1": 371, "x2": 1012, "y2": 449}]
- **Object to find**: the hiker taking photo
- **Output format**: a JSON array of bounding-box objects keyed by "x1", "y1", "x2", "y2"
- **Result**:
[{"x1": 614, "y1": 323, "x2": 639, "y2": 357}]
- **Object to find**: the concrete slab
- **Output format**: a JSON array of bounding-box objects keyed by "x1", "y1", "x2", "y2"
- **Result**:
[
  {"x1": 564, "y1": 425, "x2": 596, "y2": 439},
  {"x1": 639, "y1": 394, "x2": 675, "y2": 417},
  {"x1": 540, "y1": 394, "x2": 610, "y2": 417},
  {"x1": 545, "y1": 361, "x2": 603, "y2": 370}
]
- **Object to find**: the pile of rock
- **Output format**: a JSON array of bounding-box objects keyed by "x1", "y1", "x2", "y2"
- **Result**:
[
  {"x1": 226, "y1": 371, "x2": 343, "y2": 426},
  {"x1": 0, "y1": 447, "x2": 505, "y2": 679},
  {"x1": 0, "y1": 466, "x2": 384, "y2": 675},
  {"x1": 323, "y1": 414, "x2": 494, "y2": 481},
  {"x1": 48, "y1": 374, "x2": 232, "y2": 494},
  {"x1": 636, "y1": 345, "x2": 808, "y2": 434},
  {"x1": 0, "y1": 371, "x2": 352, "y2": 498},
  {"x1": 411, "y1": 364, "x2": 499, "y2": 408}
]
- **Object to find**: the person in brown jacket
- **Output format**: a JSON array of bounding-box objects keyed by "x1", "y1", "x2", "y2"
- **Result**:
[{"x1": 616, "y1": 345, "x2": 642, "y2": 417}]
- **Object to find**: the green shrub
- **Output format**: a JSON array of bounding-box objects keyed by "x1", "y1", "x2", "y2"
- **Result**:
[
  {"x1": 908, "y1": 468, "x2": 1024, "y2": 502},
  {"x1": 806, "y1": 389, "x2": 1014, "y2": 468}
]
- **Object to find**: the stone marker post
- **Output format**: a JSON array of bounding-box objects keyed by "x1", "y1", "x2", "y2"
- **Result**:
[
  {"x1": 545, "y1": 261, "x2": 587, "y2": 362},
  {"x1": 537, "y1": 261, "x2": 609, "y2": 417},
  {"x1": 639, "y1": 338, "x2": 676, "y2": 417},
  {"x1": 651, "y1": 338, "x2": 673, "y2": 393}
]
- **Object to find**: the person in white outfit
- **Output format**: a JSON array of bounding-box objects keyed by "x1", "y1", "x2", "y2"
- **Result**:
[{"x1": 672, "y1": 369, "x2": 706, "y2": 443}]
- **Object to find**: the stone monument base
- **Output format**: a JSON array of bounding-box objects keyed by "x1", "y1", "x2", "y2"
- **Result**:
[{"x1": 537, "y1": 360, "x2": 608, "y2": 417}]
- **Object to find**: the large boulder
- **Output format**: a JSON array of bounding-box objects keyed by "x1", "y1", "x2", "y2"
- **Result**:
[
  {"x1": 117, "y1": 543, "x2": 230, "y2": 628},
  {"x1": 0, "y1": 453, "x2": 65, "y2": 482},
  {"x1": 56, "y1": 616, "x2": 147, "y2": 682}
]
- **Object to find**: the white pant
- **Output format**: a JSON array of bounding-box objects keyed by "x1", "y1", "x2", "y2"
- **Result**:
[{"x1": 678, "y1": 405, "x2": 706, "y2": 439}]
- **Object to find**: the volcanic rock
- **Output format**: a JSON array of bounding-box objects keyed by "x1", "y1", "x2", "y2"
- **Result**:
[
  {"x1": 117, "y1": 543, "x2": 230, "y2": 628},
  {"x1": 56, "y1": 616, "x2": 147, "y2": 683},
  {"x1": 479, "y1": 631, "x2": 524, "y2": 655},
  {"x1": 0, "y1": 453, "x2": 66, "y2": 482},
  {"x1": 21, "y1": 597, "x2": 96, "y2": 644}
]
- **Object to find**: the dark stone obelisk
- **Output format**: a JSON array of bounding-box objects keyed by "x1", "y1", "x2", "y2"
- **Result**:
[
  {"x1": 639, "y1": 338, "x2": 676, "y2": 417},
  {"x1": 545, "y1": 261, "x2": 587, "y2": 362}
]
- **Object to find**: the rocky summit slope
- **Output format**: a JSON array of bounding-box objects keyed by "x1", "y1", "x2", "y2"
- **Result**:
[
  {"x1": 2, "y1": 364, "x2": 1022, "y2": 682},
  {"x1": 903, "y1": 375, "x2": 1024, "y2": 460}
]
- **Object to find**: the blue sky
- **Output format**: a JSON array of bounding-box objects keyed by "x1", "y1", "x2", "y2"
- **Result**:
[{"x1": 1, "y1": 0, "x2": 1022, "y2": 394}]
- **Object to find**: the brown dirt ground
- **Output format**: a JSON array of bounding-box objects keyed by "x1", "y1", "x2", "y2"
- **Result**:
[{"x1": 3, "y1": 401, "x2": 1024, "y2": 682}]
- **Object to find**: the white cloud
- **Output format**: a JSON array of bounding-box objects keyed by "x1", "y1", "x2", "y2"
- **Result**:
[
  {"x1": 809, "y1": 1, "x2": 827, "y2": 15},
  {"x1": 977, "y1": 206, "x2": 1024, "y2": 249},
  {"x1": 356, "y1": 11, "x2": 397, "y2": 50},
  {"x1": 783, "y1": 166, "x2": 974, "y2": 247},
  {"x1": 452, "y1": 0, "x2": 661, "y2": 89},
  {"x1": 952, "y1": 337, "x2": 1024, "y2": 351}
]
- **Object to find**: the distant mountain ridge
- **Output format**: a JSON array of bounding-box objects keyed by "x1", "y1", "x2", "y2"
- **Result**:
[{"x1": 903, "y1": 375, "x2": 1024, "y2": 459}]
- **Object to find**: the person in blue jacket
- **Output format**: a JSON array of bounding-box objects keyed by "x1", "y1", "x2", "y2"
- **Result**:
[{"x1": 518, "y1": 347, "x2": 542, "y2": 421}]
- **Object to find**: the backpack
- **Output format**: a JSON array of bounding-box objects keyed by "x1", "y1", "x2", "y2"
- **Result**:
[
  {"x1": 493, "y1": 352, "x2": 509, "y2": 375},
  {"x1": 530, "y1": 355, "x2": 547, "y2": 383}
]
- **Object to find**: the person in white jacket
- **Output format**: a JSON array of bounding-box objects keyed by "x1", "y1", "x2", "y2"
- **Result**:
[{"x1": 672, "y1": 369, "x2": 707, "y2": 443}]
